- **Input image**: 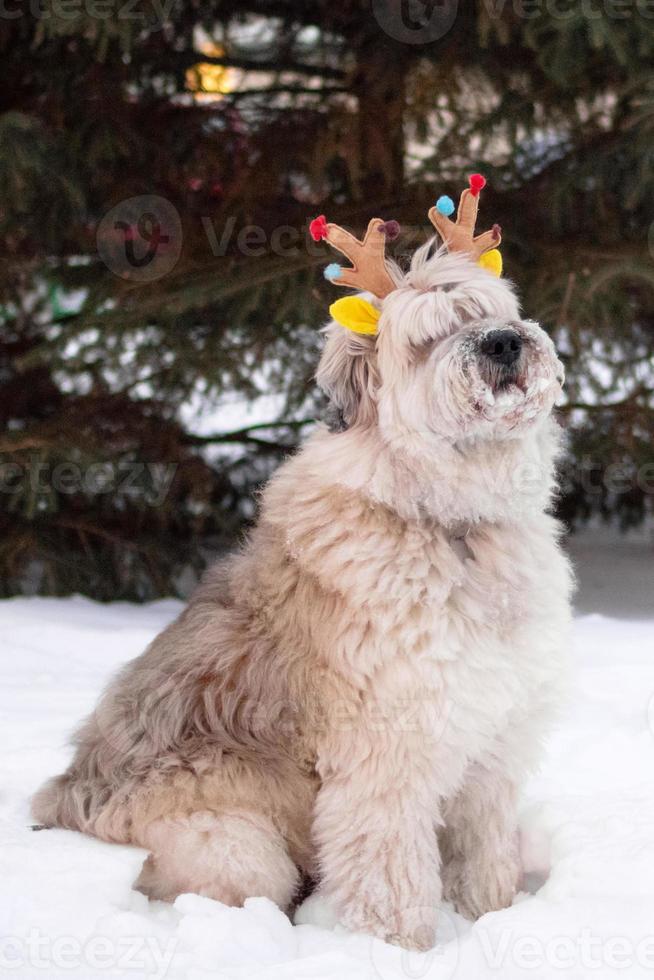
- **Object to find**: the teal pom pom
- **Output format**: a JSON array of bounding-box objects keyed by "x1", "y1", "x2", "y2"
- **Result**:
[
  {"x1": 436, "y1": 195, "x2": 455, "y2": 216},
  {"x1": 324, "y1": 263, "x2": 342, "y2": 280}
]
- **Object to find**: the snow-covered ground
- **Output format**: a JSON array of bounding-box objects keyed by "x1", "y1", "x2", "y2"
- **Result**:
[{"x1": 1, "y1": 543, "x2": 654, "y2": 979}]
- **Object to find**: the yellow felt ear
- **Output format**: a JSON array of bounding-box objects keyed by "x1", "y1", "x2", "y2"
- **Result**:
[
  {"x1": 478, "y1": 248, "x2": 503, "y2": 277},
  {"x1": 329, "y1": 296, "x2": 380, "y2": 335}
]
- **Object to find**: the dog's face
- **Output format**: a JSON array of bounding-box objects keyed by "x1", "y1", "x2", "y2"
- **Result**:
[{"x1": 318, "y1": 247, "x2": 564, "y2": 447}]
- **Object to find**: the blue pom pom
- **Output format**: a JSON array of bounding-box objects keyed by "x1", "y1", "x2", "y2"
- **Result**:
[
  {"x1": 436, "y1": 195, "x2": 455, "y2": 216},
  {"x1": 324, "y1": 263, "x2": 342, "y2": 281}
]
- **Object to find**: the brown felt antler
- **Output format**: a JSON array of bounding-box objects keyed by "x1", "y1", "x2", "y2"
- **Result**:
[
  {"x1": 428, "y1": 174, "x2": 501, "y2": 261},
  {"x1": 309, "y1": 215, "x2": 400, "y2": 299}
]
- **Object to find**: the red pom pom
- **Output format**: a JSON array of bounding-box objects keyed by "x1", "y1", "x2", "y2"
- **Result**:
[
  {"x1": 469, "y1": 173, "x2": 486, "y2": 197},
  {"x1": 309, "y1": 215, "x2": 328, "y2": 241}
]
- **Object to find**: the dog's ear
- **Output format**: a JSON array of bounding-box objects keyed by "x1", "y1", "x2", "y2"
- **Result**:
[{"x1": 316, "y1": 323, "x2": 379, "y2": 430}]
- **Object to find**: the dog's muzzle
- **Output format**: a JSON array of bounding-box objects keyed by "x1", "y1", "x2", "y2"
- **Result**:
[{"x1": 477, "y1": 328, "x2": 525, "y2": 392}]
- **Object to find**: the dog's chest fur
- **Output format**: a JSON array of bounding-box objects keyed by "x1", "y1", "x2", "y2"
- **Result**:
[{"x1": 285, "y1": 494, "x2": 571, "y2": 792}]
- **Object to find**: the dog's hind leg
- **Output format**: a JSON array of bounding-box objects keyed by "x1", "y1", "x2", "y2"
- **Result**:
[{"x1": 134, "y1": 809, "x2": 300, "y2": 911}]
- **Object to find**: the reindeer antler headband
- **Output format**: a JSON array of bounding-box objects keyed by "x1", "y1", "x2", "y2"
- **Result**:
[{"x1": 310, "y1": 173, "x2": 502, "y2": 335}]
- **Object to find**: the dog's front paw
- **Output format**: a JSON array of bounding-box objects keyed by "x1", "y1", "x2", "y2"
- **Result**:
[
  {"x1": 320, "y1": 828, "x2": 441, "y2": 949},
  {"x1": 343, "y1": 906, "x2": 437, "y2": 951},
  {"x1": 442, "y1": 854, "x2": 521, "y2": 920},
  {"x1": 340, "y1": 895, "x2": 439, "y2": 951}
]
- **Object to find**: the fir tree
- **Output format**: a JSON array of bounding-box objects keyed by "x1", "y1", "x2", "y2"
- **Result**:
[{"x1": 1, "y1": 1, "x2": 652, "y2": 597}]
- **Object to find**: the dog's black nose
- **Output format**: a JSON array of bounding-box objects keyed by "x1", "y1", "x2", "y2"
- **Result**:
[{"x1": 480, "y1": 329, "x2": 522, "y2": 367}]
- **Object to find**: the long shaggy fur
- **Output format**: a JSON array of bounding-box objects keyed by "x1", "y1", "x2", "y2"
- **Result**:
[{"x1": 33, "y1": 244, "x2": 573, "y2": 951}]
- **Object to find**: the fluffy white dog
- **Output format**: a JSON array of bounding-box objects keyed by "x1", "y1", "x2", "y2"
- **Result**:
[{"x1": 33, "y1": 214, "x2": 573, "y2": 951}]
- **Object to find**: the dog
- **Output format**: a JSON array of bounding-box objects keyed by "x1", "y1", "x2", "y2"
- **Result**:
[{"x1": 33, "y1": 235, "x2": 573, "y2": 951}]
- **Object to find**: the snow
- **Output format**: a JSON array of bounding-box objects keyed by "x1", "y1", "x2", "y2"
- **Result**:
[{"x1": 1, "y1": 565, "x2": 654, "y2": 978}]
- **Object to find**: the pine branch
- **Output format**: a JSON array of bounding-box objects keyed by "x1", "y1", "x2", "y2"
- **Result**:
[
  {"x1": 224, "y1": 85, "x2": 348, "y2": 100},
  {"x1": 145, "y1": 49, "x2": 346, "y2": 81},
  {"x1": 560, "y1": 386, "x2": 651, "y2": 412},
  {"x1": 185, "y1": 418, "x2": 315, "y2": 452}
]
